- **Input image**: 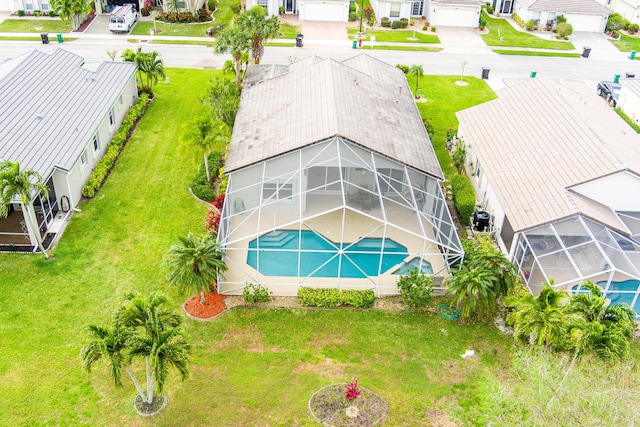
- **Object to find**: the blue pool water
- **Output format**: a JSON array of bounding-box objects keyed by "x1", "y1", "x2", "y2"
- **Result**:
[
  {"x1": 571, "y1": 280, "x2": 640, "y2": 313},
  {"x1": 392, "y1": 257, "x2": 433, "y2": 275},
  {"x1": 247, "y1": 230, "x2": 408, "y2": 278}
]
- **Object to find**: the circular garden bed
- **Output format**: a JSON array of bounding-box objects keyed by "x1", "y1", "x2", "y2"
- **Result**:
[{"x1": 308, "y1": 383, "x2": 388, "y2": 426}]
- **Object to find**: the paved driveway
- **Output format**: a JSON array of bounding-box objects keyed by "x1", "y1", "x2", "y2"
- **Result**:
[
  {"x1": 436, "y1": 27, "x2": 488, "y2": 54},
  {"x1": 569, "y1": 31, "x2": 622, "y2": 61}
]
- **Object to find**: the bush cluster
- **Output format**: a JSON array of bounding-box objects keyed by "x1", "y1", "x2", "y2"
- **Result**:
[
  {"x1": 82, "y1": 94, "x2": 150, "y2": 198},
  {"x1": 484, "y1": 2, "x2": 494, "y2": 14},
  {"x1": 230, "y1": 0, "x2": 241, "y2": 14},
  {"x1": 556, "y1": 22, "x2": 573, "y2": 39},
  {"x1": 450, "y1": 174, "x2": 475, "y2": 225},
  {"x1": 512, "y1": 12, "x2": 524, "y2": 27},
  {"x1": 349, "y1": 11, "x2": 356, "y2": 22},
  {"x1": 396, "y1": 269, "x2": 434, "y2": 307},
  {"x1": 190, "y1": 150, "x2": 224, "y2": 201},
  {"x1": 349, "y1": 1, "x2": 356, "y2": 12},
  {"x1": 243, "y1": 283, "x2": 273, "y2": 304},
  {"x1": 629, "y1": 23, "x2": 639, "y2": 34},
  {"x1": 157, "y1": 7, "x2": 211, "y2": 23},
  {"x1": 298, "y1": 287, "x2": 375, "y2": 309},
  {"x1": 381, "y1": 17, "x2": 390, "y2": 27},
  {"x1": 395, "y1": 63, "x2": 409, "y2": 74}
]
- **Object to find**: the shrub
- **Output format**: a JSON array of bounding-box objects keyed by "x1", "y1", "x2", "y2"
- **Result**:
[
  {"x1": 612, "y1": 29, "x2": 621, "y2": 38},
  {"x1": 525, "y1": 19, "x2": 534, "y2": 31},
  {"x1": 422, "y1": 119, "x2": 435, "y2": 140},
  {"x1": 195, "y1": 4, "x2": 212, "y2": 20},
  {"x1": 629, "y1": 23, "x2": 639, "y2": 34},
  {"x1": 512, "y1": 12, "x2": 524, "y2": 27},
  {"x1": 450, "y1": 174, "x2": 475, "y2": 225},
  {"x1": 381, "y1": 16, "x2": 390, "y2": 27},
  {"x1": 82, "y1": 94, "x2": 150, "y2": 198},
  {"x1": 298, "y1": 288, "x2": 375, "y2": 309},
  {"x1": 33, "y1": 9, "x2": 41, "y2": 16},
  {"x1": 479, "y1": 16, "x2": 486, "y2": 29},
  {"x1": 17, "y1": 9, "x2": 25, "y2": 16},
  {"x1": 349, "y1": 1, "x2": 356, "y2": 12},
  {"x1": 422, "y1": 25, "x2": 429, "y2": 31},
  {"x1": 243, "y1": 283, "x2": 273, "y2": 304},
  {"x1": 192, "y1": 184, "x2": 216, "y2": 201},
  {"x1": 204, "y1": 209, "x2": 220, "y2": 234},
  {"x1": 48, "y1": 10, "x2": 55, "y2": 16},
  {"x1": 369, "y1": 17, "x2": 375, "y2": 27},
  {"x1": 431, "y1": 26, "x2": 436, "y2": 32},
  {"x1": 230, "y1": 0, "x2": 241, "y2": 14},
  {"x1": 397, "y1": 269, "x2": 434, "y2": 307},
  {"x1": 399, "y1": 18, "x2": 409, "y2": 28},
  {"x1": 486, "y1": 5, "x2": 494, "y2": 14},
  {"x1": 556, "y1": 14, "x2": 567, "y2": 24},
  {"x1": 140, "y1": 6, "x2": 150, "y2": 16},
  {"x1": 349, "y1": 11, "x2": 356, "y2": 22},
  {"x1": 391, "y1": 20, "x2": 401, "y2": 29},
  {"x1": 208, "y1": 0, "x2": 218, "y2": 10},
  {"x1": 212, "y1": 193, "x2": 225, "y2": 210},
  {"x1": 396, "y1": 63, "x2": 409, "y2": 74},
  {"x1": 363, "y1": 6, "x2": 374, "y2": 21},
  {"x1": 556, "y1": 22, "x2": 573, "y2": 39},
  {"x1": 217, "y1": 174, "x2": 229, "y2": 196}
]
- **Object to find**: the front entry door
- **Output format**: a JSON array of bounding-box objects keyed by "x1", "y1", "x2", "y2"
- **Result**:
[{"x1": 286, "y1": 0, "x2": 296, "y2": 13}]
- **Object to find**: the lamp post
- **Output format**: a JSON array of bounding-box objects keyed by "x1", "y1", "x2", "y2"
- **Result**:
[{"x1": 359, "y1": 0, "x2": 364, "y2": 34}]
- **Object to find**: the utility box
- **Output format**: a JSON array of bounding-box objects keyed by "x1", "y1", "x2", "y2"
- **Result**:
[
  {"x1": 481, "y1": 67, "x2": 490, "y2": 79},
  {"x1": 582, "y1": 46, "x2": 591, "y2": 58},
  {"x1": 296, "y1": 34, "x2": 303, "y2": 47},
  {"x1": 40, "y1": 33, "x2": 49, "y2": 44}
]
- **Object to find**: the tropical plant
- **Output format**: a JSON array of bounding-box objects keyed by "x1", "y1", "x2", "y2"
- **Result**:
[
  {"x1": 200, "y1": 78, "x2": 241, "y2": 128},
  {"x1": 236, "y1": 6, "x2": 280, "y2": 64},
  {"x1": 408, "y1": 64, "x2": 424, "y2": 97},
  {"x1": 121, "y1": 48, "x2": 166, "y2": 94},
  {"x1": 446, "y1": 264, "x2": 497, "y2": 319},
  {"x1": 451, "y1": 139, "x2": 467, "y2": 174},
  {"x1": 556, "y1": 22, "x2": 573, "y2": 39},
  {"x1": 167, "y1": 233, "x2": 228, "y2": 303},
  {"x1": 222, "y1": 59, "x2": 235, "y2": 75},
  {"x1": 50, "y1": 0, "x2": 90, "y2": 30},
  {"x1": 0, "y1": 160, "x2": 49, "y2": 258},
  {"x1": 180, "y1": 117, "x2": 230, "y2": 182},
  {"x1": 396, "y1": 268, "x2": 433, "y2": 308},
  {"x1": 214, "y1": 25, "x2": 250, "y2": 89}
]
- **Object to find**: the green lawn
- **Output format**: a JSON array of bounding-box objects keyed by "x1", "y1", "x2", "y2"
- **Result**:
[
  {"x1": 481, "y1": 12, "x2": 574, "y2": 50},
  {"x1": 367, "y1": 45, "x2": 442, "y2": 52},
  {"x1": 610, "y1": 34, "x2": 640, "y2": 52},
  {"x1": 131, "y1": 20, "x2": 213, "y2": 37},
  {"x1": 278, "y1": 22, "x2": 300, "y2": 39},
  {"x1": 0, "y1": 18, "x2": 72, "y2": 33},
  {"x1": 348, "y1": 28, "x2": 440, "y2": 43},
  {"x1": 135, "y1": 38, "x2": 215, "y2": 46},
  {"x1": 493, "y1": 49, "x2": 581, "y2": 57},
  {"x1": 414, "y1": 76, "x2": 497, "y2": 178}
]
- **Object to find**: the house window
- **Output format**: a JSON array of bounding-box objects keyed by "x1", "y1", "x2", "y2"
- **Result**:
[
  {"x1": 118, "y1": 94, "x2": 123, "y2": 107},
  {"x1": 40, "y1": 0, "x2": 49, "y2": 11},
  {"x1": 80, "y1": 149, "x2": 88, "y2": 170},
  {"x1": 108, "y1": 108, "x2": 114, "y2": 127},
  {"x1": 92, "y1": 134, "x2": 100, "y2": 153},
  {"x1": 256, "y1": 0, "x2": 268, "y2": 11},
  {"x1": 411, "y1": 1, "x2": 422, "y2": 16},
  {"x1": 390, "y1": 3, "x2": 401, "y2": 18},
  {"x1": 25, "y1": 1, "x2": 34, "y2": 10},
  {"x1": 476, "y1": 164, "x2": 481, "y2": 179},
  {"x1": 262, "y1": 179, "x2": 294, "y2": 201},
  {"x1": 176, "y1": 0, "x2": 186, "y2": 8}
]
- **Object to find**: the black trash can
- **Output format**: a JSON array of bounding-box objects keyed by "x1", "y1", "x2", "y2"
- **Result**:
[
  {"x1": 40, "y1": 33, "x2": 49, "y2": 44},
  {"x1": 581, "y1": 46, "x2": 591, "y2": 58},
  {"x1": 626, "y1": 72, "x2": 636, "y2": 78},
  {"x1": 296, "y1": 34, "x2": 303, "y2": 47},
  {"x1": 481, "y1": 67, "x2": 490, "y2": 79}
]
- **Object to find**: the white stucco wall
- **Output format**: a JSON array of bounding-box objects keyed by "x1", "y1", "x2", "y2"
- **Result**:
[
  {"x1": 618, "y1": 87, "x2": 640, "y2": 122},
  {"x1": 570, "y1": 171, "x2": 640, "y2": 211}
]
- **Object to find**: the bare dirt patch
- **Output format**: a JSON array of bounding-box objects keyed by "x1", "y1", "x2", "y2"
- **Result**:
[{"x1": 295, "y1": 357, "x2": 350, "y2": 379}]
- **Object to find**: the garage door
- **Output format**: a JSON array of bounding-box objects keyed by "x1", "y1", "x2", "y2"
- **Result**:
[
  {"x1": 300, "y1": 1, "x2": 347, "y2": 22},
  {"x1": 434, "y1": 6, "x2": 479, "y2": 27},
  {"x1": 565, "y1": 13, "x2": 606, "y2": 32}
]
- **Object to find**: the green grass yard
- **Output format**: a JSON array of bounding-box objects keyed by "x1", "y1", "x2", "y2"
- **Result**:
[
  {"x1": 610, "y1": 34, "x2": 640, "y2": 52},
  {"x1": 131, "y1": 20, "x2": 213, "y2": 37},
  {"x1": 0, "y1": 18, "x2": 72, "y2": 33},
  {"x1": 348, "y1": 28, "x2": 440, "y2": 43},
  {"x1": 493, "y1": 49, "x2": 581, "y2": 57},
  {"x1": 481, "y1": 12, "x2": 574, "y2": 50},
  {"x1": 278, "y1": 22, "x2": 300, "y2": 39}
]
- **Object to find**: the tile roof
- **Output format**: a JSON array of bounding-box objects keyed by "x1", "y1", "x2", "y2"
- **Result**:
[
  {"x1": 456, "y1": 78, "x2": 640, "y2": 233},
  {"x1": 517, "y1": 0, "x2": 611, "y2": 15},
  {"x1": 226, "y1": 55, "x2": 443, "y2": 179},
  {"x1": 0, "y1": 49, "x2": 137, "y2": 179}
]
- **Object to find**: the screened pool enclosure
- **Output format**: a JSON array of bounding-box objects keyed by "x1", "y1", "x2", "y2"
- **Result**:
[
  {"x1": 217, "y1": 137, "x2": 463, "y2": 295},
  {"x1": 512, "y1": 214, "x2": 640, "y2": 315}
]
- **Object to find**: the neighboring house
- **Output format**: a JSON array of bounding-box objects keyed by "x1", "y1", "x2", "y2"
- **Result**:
[
  {"x1": 0, "y1": 49, "x2": 138, "y2": 250},
  {"x1": 2, "y1": 0, "x2": 53, "y2": 13},
  {"x1": 618, "y1": 78, "x2": 640, "y2": 122},
  {"x1": 512, "y1": 0, "x2": 610, "y2": 32},
  {"x1": 217, "y1": 55, "x2": 463, "y2": 296},
  {"x1": 597, "y1": 0, "x2": 640, "y2": 24},
  {"x1": 245, "y1": 0, "x2": 350, "y2": 22},
  {"x1": 491, "y1": 0, "x2": 515, "y2": 14},
  {"x1": 456, "y1": 78, "x2": 640, "y2": 315},
  {"x1": 424, "y1": 0, "x2": 483, "y2": 27}
]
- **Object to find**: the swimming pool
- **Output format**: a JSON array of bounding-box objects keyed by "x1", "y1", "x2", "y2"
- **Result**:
[
  {"x1": 571, "y1": 280, "x2": 640, "y2": 313},
  {"x1": 392, "y1": 257, "x2": 433, "y2": 275},
  {"x1": 247, "y1": 230, "x2": 409, "y2": 278}
]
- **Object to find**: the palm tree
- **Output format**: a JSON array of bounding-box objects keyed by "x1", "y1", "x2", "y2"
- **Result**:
[
  {"x1": 470, "y1": 248, "x2": 517, "y2": 297},
  {"x1": 167, "y1": 233, "x2": 228, "y2": 303},
  {"x1": 236, "y1": 6, "x2": 280, "y2": 64},
  {"x1": 80, "y1": 323, "x2": 148, "y2": 403},
  {"x1": 408, "y1": 64, "x2": 424, "y2": 98},
  {"x1": 214, "y1": 25, "x2": 250, "y2": 90},
  {"x1": 445, "y1": 265, "x2": 497, "y2": 319},
  {"x1": 0, "y1": 160, "x2": 49, "y2": 258},
  {"x1": 222, "y1": 59, "x2": 235, "y2": 76},
  {"x1": 138, "y1": 50, "x2": 166, "y2": 94},
  {"x1": 504, "y1": 286, "x2": 567, "y2": 349},
  {"x1": 50, "y1": 0, "x2": 90, "y2": 30},
  {"x1": 180, "y1": 117, "x2": 230, "y2": 183}
]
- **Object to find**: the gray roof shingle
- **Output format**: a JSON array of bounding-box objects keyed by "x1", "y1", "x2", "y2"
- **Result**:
[
  {"x1": 226, "y1": 55, "x2": 443, "y2": 179},
  {"x1": 0, "y1": 49, "x2": 137, "y2": 178},
  {"x1": 517, "y1": 0, "x2": 611, "y2": 15}
]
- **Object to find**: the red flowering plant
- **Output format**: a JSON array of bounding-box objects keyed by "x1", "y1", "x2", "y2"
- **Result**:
[
  {"x1": 212, "y1": 194, "x2": 225, "y2": 210},
  {"x1": 204, "y1": 209, "x2": 220, "y2": 235},
  {"x1": 345, "y1": 379, "x2": 361, "y2": 403}
]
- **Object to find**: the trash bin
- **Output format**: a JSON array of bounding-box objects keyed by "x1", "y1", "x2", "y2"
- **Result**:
[
  {"x1": 56, "y1": 33, "x2": 63, "y2": 43},
  {"x1": 630, "y1": 50, "x2": 637, "y2": 60},
  {"x1": 581, "y1": 46, "x2": 591, "y2": 58},
  {"x1": 40, "y1": 33, "x2": 49, "y2": 44},
  {"x1": 530, "y1": 70, "x2": 537, "y2": 78},
  {"x1": 626, "y1": 72, "x2": 636, "y2": 78},
  {"x1": 481, "y1": 67, "x2": 490, "y2": 79},
  {"x1": 614, "y1": 74, "x2": 621, "y2": 83},
  {"x1": 352, "y1": 39, "x2": 357, "y2": 49},
  {"x1": 296, "y1": 34, "x2": 303, "y2": 47}
]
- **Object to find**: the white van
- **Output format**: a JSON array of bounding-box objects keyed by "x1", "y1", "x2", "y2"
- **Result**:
[{"x1": 109, "y1": 4, "x2": 137, "y2": 33}]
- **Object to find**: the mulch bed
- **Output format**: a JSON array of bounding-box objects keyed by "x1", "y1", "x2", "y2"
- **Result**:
[
  {"x1": 308, "y1": 383, "x2": 389, "y2": 426},
  {"x1": 72, "y1": 14, "x2": 95, "y2": 33},
  {"x1": 184, "y1": 292, "x2": 227, "y2": 319}
]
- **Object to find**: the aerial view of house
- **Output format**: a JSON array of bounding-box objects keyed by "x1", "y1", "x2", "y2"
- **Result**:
[
  {"x1": 217, "y1": 55, "x2": 463, "y2": 295},
  {"x1": 0, "y1": 48, "x2": 137, "y2": 250},
  {"x1": 512, "y1": 0, "x2": 610, "y2": 32},
  {"x1": 457, "y1": 78, "x2": 640, "y2": 314}
]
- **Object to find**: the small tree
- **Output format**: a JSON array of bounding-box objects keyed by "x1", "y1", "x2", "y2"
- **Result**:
[
  {"x1": 121, "y1": 48, "x2": 166, "y2": 94},
  {"x1": 408, "y1": 64, "x2": 424, "y2": 98},
  {"x1": 180, "y1": 117, "x2": 230, "y2": 182},
  {"x1": 214, "y1": 25, "x2": 250, "y2": 89},
  {"x1": 50, "y1": 0, "x2": 90, "y2": 31},
  {"x1": 556, "y1": 22, "x2": 573, "y2": 39},
  {"x1": 451, "y1": 139, "x2": 467, "y2": 173},
  {"x1": 236, "y1": 6, "x2": 280, "y2": 64},
  {"x1": 200, "y1": 78, "x2": 241, "y2": 129}
]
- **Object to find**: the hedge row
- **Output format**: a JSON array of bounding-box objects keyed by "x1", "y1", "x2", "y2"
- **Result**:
[
  {"x1": 190, "y1": 150, "x2": 225, "y2": 201},
  {"x1": 451, "y1": 174, "x2": 475, "y2": 225},
  {"x1": 82, "y1": 93, "x2": 150, "y2": 198},
  {"x1": 298, "y1": 287, "x2": 375, "y2": 309}
]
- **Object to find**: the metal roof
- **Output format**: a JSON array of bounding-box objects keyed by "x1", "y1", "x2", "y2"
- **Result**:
[
  {"x1": 0, "y1": 49, "x2": 137, "y2": 179},
  {"x1": 456, "y1": 78, "x2": 640, "y2": 233},
  {"x1": 226, "y1": 54, "x2": 443, "y2": 179},
  {"x1": 517, "y1": 0, "x2": 611, "y2": 15}
]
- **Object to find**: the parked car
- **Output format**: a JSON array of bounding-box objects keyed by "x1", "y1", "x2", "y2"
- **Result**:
[{"x1": 597, "y1": 81, "x2": 622, "y2": 107}]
